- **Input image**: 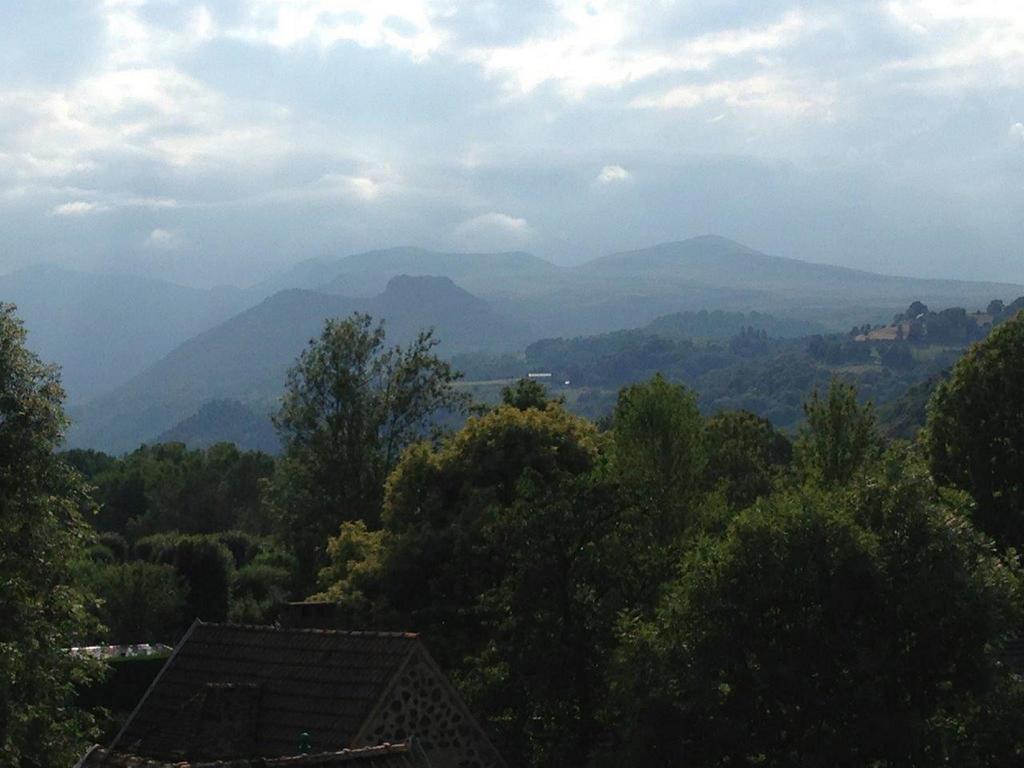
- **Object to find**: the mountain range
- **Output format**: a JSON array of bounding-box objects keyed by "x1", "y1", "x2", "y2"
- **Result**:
[
  {"x1": 67, "y1": 276, "x2": 530, "y2": 453},
  {"x1": 4, "y1": 235, "x2": 1020, "y2": 453}
]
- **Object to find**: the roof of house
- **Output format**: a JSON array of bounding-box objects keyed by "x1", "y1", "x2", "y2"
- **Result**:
[
  {"x1": 110, "y1": 622, "x2": 422, "y2": 761},
  {"x1": 80, "y1": 742, "x2": 426, "y2": 768}
]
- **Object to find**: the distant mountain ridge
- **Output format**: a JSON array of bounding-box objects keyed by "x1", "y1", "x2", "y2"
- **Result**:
[
  {"x1": 15, "y1": 234, "x2": 1024, "y2": 452},
  {"x1": 67, "y1": 275, "x2": 531, "y2": 453},
  {"x1": 0, "y1": 265, "x2": 250, "y2": 402},
  {"x1": 256, "y1": 246, "x2": 559, "y2": 298}
]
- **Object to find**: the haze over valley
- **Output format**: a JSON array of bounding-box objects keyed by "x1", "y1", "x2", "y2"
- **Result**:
[{"x1": 2, "y1": 234, "x2": 1015, "y2": 452}]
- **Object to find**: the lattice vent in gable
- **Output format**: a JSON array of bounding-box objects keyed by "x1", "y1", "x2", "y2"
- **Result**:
[{"x1": 360, "y1": 653, "x2": 502, "y2": 768}]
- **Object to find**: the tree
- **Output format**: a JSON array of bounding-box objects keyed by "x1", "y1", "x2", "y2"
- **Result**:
[
  {"x1": 926, "y1": 311, "x2": 1024, "y2": 547},
  {"x1": 500, "y1": 377, "x2": 560, "y2": 410},
  {"x1": 0, "y1": 304, "x2": 103, "y2": 766},
  {"x1": 135, "y1": 533, "x2": 235, "y2": 627},
  {"x1": 79, "y1": 562, "x2": 186, "y2": 645},
  {"x1": 704, "y1": 410, "x2": 792, "y2": 508},
  {"x1": 317, "y1": 402, "x2": 610, "y2": 767},
  {"x1": 796, "y1": 378, "x2": 881, "y2": 486},
  {"x1": 610, "y1": 375, "x2": 706, "y2": 530},
  {"x1": 612, "y1": 452, "x2": 1022, "y2": 767},
  {"x1": 268, "y1": 313, "x2": 466, "y2": 588}
]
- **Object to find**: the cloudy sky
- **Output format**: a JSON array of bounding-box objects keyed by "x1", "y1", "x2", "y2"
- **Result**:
[{"x1": 2, "y1": 0, "x2": 1023, "y2": 287}]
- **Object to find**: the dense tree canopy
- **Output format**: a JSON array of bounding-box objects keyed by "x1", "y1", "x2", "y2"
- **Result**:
[
  {"x1": 63, "y1": 442, "x2": 275, "y2": 537},
  {"x1": 0, "y1": 304, "x2": 102, "y2": 766},
  {"x1": 613, "y1": 451, "x2": 1022, "y2": 767},
  {"x1": 926, "y1": 311, "x2": 1024, "y2": 548}
]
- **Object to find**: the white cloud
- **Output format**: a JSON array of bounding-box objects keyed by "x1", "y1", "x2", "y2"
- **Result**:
[
  {"x1": 145, "y1": 228, "x2": 182, "y2": 249},
  {"x1": 1011, "y1": 122, "x2": 1024, "y2": 141},
  {"x1": 886, "y1": 0, "x2": 1024, "y2": 88},
  {"x1": 318, "y1": 168, "x2": 399, "y2": 202},
  {"x1": 469, "y1": 6, "x2": 815, "y2": 97},
  {"x1": 597, "y1": 164, "x2": 631, "y2": 184},
  {"x1": 227, "y1": 0, "x2": 447, "y2": 60},
  {"x1": 452, "y1": 211, "x2": 531, "y2": 249},
  {"x1": 632, "y1": 75, "x2": 835, "y2": 116},
  {"x1": 51, "y1": 201, "x2": 109, "y2": 216}
]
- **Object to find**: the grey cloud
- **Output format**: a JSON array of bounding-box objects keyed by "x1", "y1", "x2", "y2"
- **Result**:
[{"x1": 0, "y1": 0, "x2": 1021, "y2": 288}]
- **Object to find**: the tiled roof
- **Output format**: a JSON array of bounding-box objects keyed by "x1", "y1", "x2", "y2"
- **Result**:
[
  {"x1": 111, "y1": 622, "x2": 421, "y2": 761},
  {"x1": 81, "y1": 742, "x2": 426, "y2": 768}
]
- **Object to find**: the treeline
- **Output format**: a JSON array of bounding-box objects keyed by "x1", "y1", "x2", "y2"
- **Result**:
[
  {"x1": 453, "y1": 300, "x2": 1014, "y2": 433},
  {"x1": 5, "y1": 303, "x2": 1024, "y2": 767}
]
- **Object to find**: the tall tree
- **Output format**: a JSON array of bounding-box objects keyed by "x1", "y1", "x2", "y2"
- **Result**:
[
  {"x1": 0, "y1": 304, "x2": 102, "y2": 766},
  {"x1": 796, "y1": 378, "x2": 881, "y2": 486},
  {"x1": 926, "y1": 311, "x2": 1024, "y2": 548},
  {"x1": 610, "y1": 374, "x2": 706, "y2": 530},
  {"x1": 268, "y1": 313, "x2": 465, "y2": 588}
]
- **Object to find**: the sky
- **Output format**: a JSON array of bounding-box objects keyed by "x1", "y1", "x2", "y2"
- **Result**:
[{"x1": 1, "y1": 0, "x2": 1023, "y2": 287}]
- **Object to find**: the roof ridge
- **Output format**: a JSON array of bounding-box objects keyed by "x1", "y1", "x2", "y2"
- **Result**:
[
  {"x1": 85, "y1": 742, "x2": 413, "y2": 767},
  {"x1": 196, "y1": 621, "x2": 419, "y2": 639}
]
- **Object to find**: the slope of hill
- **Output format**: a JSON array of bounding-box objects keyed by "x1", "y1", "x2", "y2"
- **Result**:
[
  {"x1": 157, "y1": 400, "x2": 279, "y2": 454},
  {"x1": 576, "y1": 236, "x2": 1019, "y2": 309},
  {"x1": 644, "y1": 309, "x2": 825, "y2": 339},
  {"x1": 67, "y1": 276, "x2": 531, "y2": 453},
  {"x1": 0, "y1": 265, "x2": 251, "y2": 403}
]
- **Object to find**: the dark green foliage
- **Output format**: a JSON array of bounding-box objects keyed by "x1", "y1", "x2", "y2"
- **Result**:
[
  {"x1": 993, "y1": 296, "x2": 1024, "y2": 324},
  {"x1": 727, "y1": 326, "x2": 769, "y2": 357},
  {"x1": 0, "y1": 303, "x2": 103, "y2": 766},
  {"x1": 610, "y1": 375, "x2": 706, "y2": 535},
  {"x1": 214, "y1": 529, "x2": 261, "y2": 568},
  {"x1": 135, "y1": 533, "x2": 235, "y2": 625},
  {"x1": 612, "y1": 453, "x2": 1022, "y2": 767},
  {"x1": 704, "y1": 410, "x2": 792, "y2": 508},
  {"x1": 169, "y1": 537, "x2": 235, "y2": 624},
  {"x1": 796, "y1": 378, "x2": 882, "y2": 486},
  {"x1": 927, "y1": 311, "x2": 1024, "y2": 548},
  {"x1": 501, "y1": 377, "x2": 560, "y2": 410},
  {"x1": 230, "y1": 563, "x2": 292, "y2": 624},
  {"x1": 644, "y1": 309, "x2": 823, "y2": 339},
  {"x1": 95, "y1": 532, "x2": 128, "y2": 562},
  {"x1": 525, "y1": 331, "x2": 699, "y2": 388},
  {"x1": 62, "y1": 448, "x2": 118, "y2": 480},
  {"x1": 78, "y1": 442, "x2": 275, "y2": 538},
  {"x1": 463, "y1": 474, "x2": 624, "y2": 767},
  {"x1": 881, "y1": 341, "x2": 915, "y2": 369},
  {"x1": 269, "y1": 312, "x2": 466, "y2": 589},
  {"x1": 78, "y1": 562, "x2": 186, "y2": 644},
  {"x1": 132, "y1": 532, "x2": 183, "y2": 563},
  {"x1": 878, "y1": 375, "x2": 944, "y2": 439},
  {"x1": 807, "y1": 334, "x2": 872, "y2": 364},
  {"x1": 318, "y1": 402, "x2": 607, "y2": 766}
]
